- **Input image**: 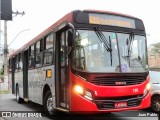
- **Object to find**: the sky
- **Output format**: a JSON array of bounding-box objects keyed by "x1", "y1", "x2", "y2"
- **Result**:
[{"x1": 1, "y1": 0, "x2": 160, "y2": 50}]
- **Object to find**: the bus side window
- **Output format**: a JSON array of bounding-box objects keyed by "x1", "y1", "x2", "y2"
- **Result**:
[
  {"x1": 36, "y1": 53, "x2": 43, "y2": 67},
  {"x1": 46, "y1": 33, "x2": 53, "y2": 49},
  {"x1": 28, "y1": 45, "x2": 35, "y2": 69},
  {"x1": 44, "y1": 49, "x2": 53, "y2": 65},
  {"x1": 15, "y1": 55, "x2": 19, "y2": 72},
  {"x1": 43, "y1": 33, "x2": 54, "y2": 65},
  {"x1": 35, "y1": 41, "x2": 43, "y2": 67},
  {"x1": 19, "y1": 53, "x2": 23, "y2": 71}
]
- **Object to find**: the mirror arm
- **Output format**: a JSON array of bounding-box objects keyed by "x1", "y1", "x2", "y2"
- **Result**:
[{"x1": 67, "y1": 23, "x2": 75, "y2": 57}]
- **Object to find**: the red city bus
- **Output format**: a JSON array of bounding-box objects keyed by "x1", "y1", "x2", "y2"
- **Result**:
[{"x1": 8, "y1": 10, "x2": 151, "y2": 116}]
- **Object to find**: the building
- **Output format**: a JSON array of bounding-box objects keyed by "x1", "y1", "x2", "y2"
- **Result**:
[{"x1": 148, "y1": 43, "x2": 160, "y2": 69}]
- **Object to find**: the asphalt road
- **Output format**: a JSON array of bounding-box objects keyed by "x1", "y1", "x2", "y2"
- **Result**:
[{"x1": 0, "y1": 93, "x2": 159, "y2": 120}]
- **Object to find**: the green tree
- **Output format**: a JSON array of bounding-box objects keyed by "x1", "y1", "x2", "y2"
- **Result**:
[
  {"x1": 151, "y1": 43, "x2": 160, "y2": 55},
  {"x1": 0, "y1": 64, "x2": 4, "y2": 75}
]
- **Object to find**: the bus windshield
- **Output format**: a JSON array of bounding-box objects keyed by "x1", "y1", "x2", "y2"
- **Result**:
[{"x1": 72, "y1": 30, "x2": 148, "y2": 73}]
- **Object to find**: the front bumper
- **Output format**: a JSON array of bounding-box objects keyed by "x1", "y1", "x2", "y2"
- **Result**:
[{"x1": 70, "y1": 89, "x2": 151, "y2": 113}]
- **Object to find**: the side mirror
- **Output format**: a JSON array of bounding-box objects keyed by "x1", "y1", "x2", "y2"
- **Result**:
[{"x1": 67, "y1": 29, "x2": 74, "y2": 46}]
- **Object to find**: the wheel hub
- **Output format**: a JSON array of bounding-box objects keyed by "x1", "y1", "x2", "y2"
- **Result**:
[
  {"x1": 47, "y1": 97, "x2": 53, "y2": 112},
  {"x1": 153, "y1": 98, "x2": 160, "y2": 112}
]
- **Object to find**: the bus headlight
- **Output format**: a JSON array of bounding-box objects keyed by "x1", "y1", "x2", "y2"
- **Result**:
[
  {"x1": 74, "y1": 85, "x2": 93, "y2": 101},
  {"x1": 74, "y1": 85, "x2": 84, "y2": 95},
  {"x1": 143, "y1": 83, "x2": 151, "y2": 97}
]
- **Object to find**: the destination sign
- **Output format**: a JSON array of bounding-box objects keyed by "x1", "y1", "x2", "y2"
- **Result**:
[{"x1": 89, "y1": 13, "x2": 135, "y2": 28}]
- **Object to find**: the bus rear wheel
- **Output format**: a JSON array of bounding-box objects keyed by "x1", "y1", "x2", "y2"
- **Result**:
[
  {"x1": 44, "y1": 91, "x2": 56, "y2": 116},
  {"x1": 16, "y1": 86, "x2": 23, "y2": 103}
]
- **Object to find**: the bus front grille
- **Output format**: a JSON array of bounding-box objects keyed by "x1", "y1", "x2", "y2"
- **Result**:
[
  {"x1": 95, "y1": 95, "x2": 143, "y2": 110},
  {"x1": 90, "y1": 75, "x2": 146, "y2": 86}
]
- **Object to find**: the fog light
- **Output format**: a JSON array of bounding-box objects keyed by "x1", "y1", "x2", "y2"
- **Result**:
[{"x1": 74, "y1": 85, "x2": 84, "y2": 95}]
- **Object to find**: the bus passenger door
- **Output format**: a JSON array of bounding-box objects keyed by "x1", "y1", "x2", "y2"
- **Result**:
[{"x1": 55, "y1": 30, "x2": 69, "y2": 110}]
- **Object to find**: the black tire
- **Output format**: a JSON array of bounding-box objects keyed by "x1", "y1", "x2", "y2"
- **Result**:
[
  {"x1": 44, "y1": 91, "x2": 56, "y2": 117},
  {"x1": 16, "y1": 86, "x2": 23, "y2": 103},
  {"x1": 151, "y1": 95, "x2": 160, "y2": 112}
]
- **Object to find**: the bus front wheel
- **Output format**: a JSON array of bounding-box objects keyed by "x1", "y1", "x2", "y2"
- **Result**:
[{"x1": 44, "y1": 91, "x2": 55, "y2": 116}]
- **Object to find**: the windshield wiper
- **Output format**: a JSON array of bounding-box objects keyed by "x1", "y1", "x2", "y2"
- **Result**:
[
  {"x1": 128, "y1": 32, "x2": 134, "y2": 55},
  {"x1": 94, "y1": 27, "x2": 112, "y2": 52},
  {"x1": 109, "y1": 36, "x2": 113, "y2": 66},
  {"x1": 126, "y1": 32, "x2": 134, "y2": 67}
]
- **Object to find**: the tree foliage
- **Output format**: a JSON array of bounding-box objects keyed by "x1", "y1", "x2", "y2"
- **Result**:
[
  {"x1": 0, "y1": 64, "x2": 4, "y2": 75},
  {"x1": 151, "y1": 43, "x2": 160, "y2": 55}
]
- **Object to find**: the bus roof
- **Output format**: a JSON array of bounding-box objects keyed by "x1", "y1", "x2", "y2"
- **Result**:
[
  {"x1": 9, "y1": 9, "x2": 140, "y2": 58},
  {"x1": 9, "y1": 11, "x2": 73, "y2": 58}
]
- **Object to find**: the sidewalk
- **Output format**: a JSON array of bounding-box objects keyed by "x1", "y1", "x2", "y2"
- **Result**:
[
  {"x1": 0, "y1": 93, "x2": 48, "y2": 120},
  {"x1": 0, "y1": 93, "x2": 15, "y2": 111},
  {"x1": 0, "y1": 93, "x2": 15, "y2": 120}
]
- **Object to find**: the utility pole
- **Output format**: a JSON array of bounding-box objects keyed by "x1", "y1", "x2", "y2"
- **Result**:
[
  {"x1": 3, "y1": 10, "x2": 25, "y2": 91},
  {"x1": 3, "y1": 20, "x2": 8, "y2": 84}
]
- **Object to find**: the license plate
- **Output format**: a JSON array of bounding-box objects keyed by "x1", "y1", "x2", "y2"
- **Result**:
[{"x1": 114, "y1": 102, "x2": 127, "y2": 108}]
